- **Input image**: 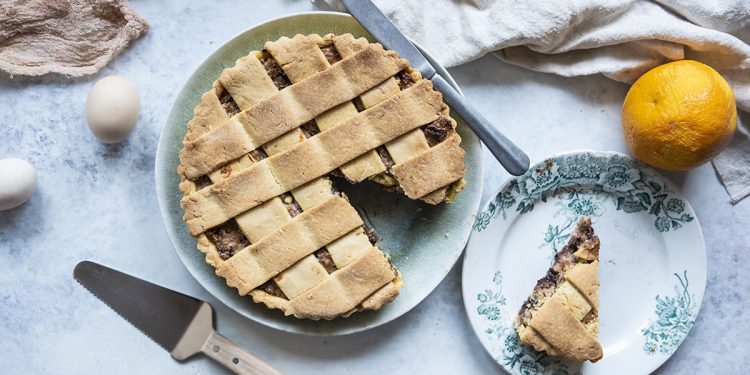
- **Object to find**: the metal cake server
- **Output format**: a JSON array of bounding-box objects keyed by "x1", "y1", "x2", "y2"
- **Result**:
[
  {"x1": 340, "y1": 0, "x2": 530, "y2": 176},
  {"x1": 73, "y1": 261, "x2": 282, "y2": 375}
]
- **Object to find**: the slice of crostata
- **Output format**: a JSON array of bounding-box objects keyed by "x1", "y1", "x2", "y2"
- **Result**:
[{"x1": 515, "y1": 216, "x2": 603, "y2": 362}]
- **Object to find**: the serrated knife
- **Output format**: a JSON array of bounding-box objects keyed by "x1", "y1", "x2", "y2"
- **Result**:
[
  {"x1": 73, "y1": 261, "x2": 282, "y2": 375},
  {"x1": 340, "y1": 0, "x2": 530, "y2": 176}
]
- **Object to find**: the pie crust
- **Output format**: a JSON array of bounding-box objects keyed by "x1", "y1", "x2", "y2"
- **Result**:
[
  {"x1": 515, "y1": 216, "x2": 603, "y2": 362},
  {"x1": 177, "y1": 34, "x2": 467, "y2": 320}
]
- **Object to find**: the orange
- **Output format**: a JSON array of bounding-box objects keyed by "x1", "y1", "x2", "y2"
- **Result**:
[{"x1": 621, "y1": 60, "x2": 737, "y2": 170}]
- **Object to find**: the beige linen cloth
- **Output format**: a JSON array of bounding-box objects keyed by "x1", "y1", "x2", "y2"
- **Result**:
[
  {"x1": 0, "y1": 0, "x2": 148, "y2": 77},
  {"x1": 322, "y1": 0, "x2": 750, "y2": 203}
]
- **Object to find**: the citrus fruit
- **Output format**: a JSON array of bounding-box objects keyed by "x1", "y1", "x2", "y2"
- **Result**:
[{"x1": 621, "y1": 60, "x2": 737, "y2": 170}]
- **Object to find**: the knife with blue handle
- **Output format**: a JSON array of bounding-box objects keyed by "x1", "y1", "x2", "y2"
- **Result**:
[{"x1": 340, "y1": 0, "x2": 530, "y2": 176}]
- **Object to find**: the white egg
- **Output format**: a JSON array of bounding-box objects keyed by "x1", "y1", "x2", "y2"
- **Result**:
[
  {"x1": 0, "y1": 158, "x2": 37, "y2": 211},
  {"x1": 86, "y1": 75, "x2": 141, "y2": 143}
]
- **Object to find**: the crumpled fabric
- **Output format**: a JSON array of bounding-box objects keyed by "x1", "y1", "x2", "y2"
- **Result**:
[
  {"x1": 321, "y1": 0, "x2": 750, "y2": 203},
  {"x1": 0, "y1": 0, "x2": 148, "y2": 77}
]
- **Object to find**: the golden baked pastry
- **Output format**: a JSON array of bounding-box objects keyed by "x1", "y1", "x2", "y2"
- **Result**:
[
  {"x1": 515, "y1": 216, "x2": 603, "y2": 362},
  {"x1": 177, "y1": 34, "x2": 466, "y2": 320}
]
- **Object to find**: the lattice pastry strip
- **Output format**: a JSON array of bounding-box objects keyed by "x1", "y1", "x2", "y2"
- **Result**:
[
  {"x1": 177, "y1": 52, "x2": 344, "y2": 302},
  {"x1": 331, "y1": 33, "x2": 465, "y2": 203},
  {"x1": 181, "y1": 81, "x2": 446, "y2": 235},
  {"x1": 292, "y1": 180, "x2": 374, "y2": 269},
  {"x1": 206, "y1": 37, "x2": 351, "y2": 302},
  {"x1": 266, "y1": 34, "x2": 386, "y2": 183},
  {"x1": 273, "y1": 179, "x2": 370, "y2": 301},
  {"x1": 185, "y1": 40, "x2": 398, "y2": 316},
  {"x1": 216, "y1": 196, "x2": 360, "y2": 292},
  {"x1": 332, "y1": 36, "x2": 430, "y2": 170},
  {"x1": 260, "y1": 35, "x2": 400, "y2": 304},
  {"x1": 211, "y1": 50, "x2": 315, "y2": 249},
  {"x1": 179, "y1": 44, "x2": 407, "y2": 179},
  {"x1": 180, "y1": 38, "x2": 465, "y2": 203},
  {"x1": 177, "y1": 34, "x2": 468, "y2": 320},
  {"x1": 257, "y1": 35, "x2": 395, "y2": 303},
  {"x1": 231, "y1": 71, "x2": 388, "y2": 310},
  {"x1": 207, "y1": 52, "x2": 305, "y2": 269}
]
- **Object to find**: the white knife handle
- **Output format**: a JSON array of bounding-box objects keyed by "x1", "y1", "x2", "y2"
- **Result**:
[{"x1": 201, "y1": 330, "x2": 283, "y2": 375}]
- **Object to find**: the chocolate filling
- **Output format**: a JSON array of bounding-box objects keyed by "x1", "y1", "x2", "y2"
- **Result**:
[
  {"x1": 281, "y1": 193, "x2": 303, "y2": 217},
  {"x1": 376, "y1": 147, "x2": 395, "y2": 170},
  {"x1": 581, "y1": 309, "x2": 596, "y2": 325},
  {"x1": 320, "y1": 44, "x2": 342, "y2": 65},
  {"x1": 219, "y1": 91, "x2": 240, "y2": 116},
  {"x1": 396, "y1": 70, "x2": 415, "y2": 90},
  {"x1": 260, "y1": 55, "x2": 292, "y2": 90},
  {"x1": 193, "y1": 175, "x2": 212, "y2": 190},
  {"x1": 422, "y1": 117, "x2": 452, "y2": 147},
  {"x1": 517, "y1": 270, "x2": 564, "y2": 325},
  {"x1": 250, "y1": 148, "x2": 268, "y2": 162},
  {"x1": 260, "y1": 280, "x2": 287, "y2": 299},
  {"x1": 517, "y1": 219, "x2": 598, "y2": 326},
  {"x1": 365, "y1": 227, "x2": 378, "y2": 245},
  {"x1": 300, "y1": 120, "x2": 321, "y2": 138},
  {"x1": 206, "y1": 220, "x2": 250, "y2": 260},
  {"x1": 315, "y1": 249, "x2": 338, "y2": 274},
  {"x1": 352, "y1": 97, "x2": 365, "y2": 112}
]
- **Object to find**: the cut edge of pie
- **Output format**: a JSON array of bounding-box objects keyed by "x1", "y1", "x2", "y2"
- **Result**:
[
  {"x1": 175, "y1": 33, "x2": 467, "y2": 320},
  {"x1": 514, "y1": 216, "x2": 603, "y2": 362}
]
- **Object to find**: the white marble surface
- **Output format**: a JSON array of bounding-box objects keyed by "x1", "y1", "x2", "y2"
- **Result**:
[{"x1": 1, "y1": 1, "x2": 748, "y2": 374}]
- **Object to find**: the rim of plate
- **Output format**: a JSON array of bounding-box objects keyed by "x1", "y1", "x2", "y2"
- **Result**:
[
  {"x1": 461, "y1": 149, "x2": 706, "y2": 374},
  {"x1": 155, "y1": 11, "x2": 482, "y2": 335}
]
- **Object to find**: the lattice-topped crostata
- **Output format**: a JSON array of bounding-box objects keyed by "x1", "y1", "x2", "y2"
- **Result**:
[
  {"x1": 177, "y1": 34, "x2": 466, "y2": 320},
  {"x1": 515, "y1": 216, "x2": 603, "y2": 362}
]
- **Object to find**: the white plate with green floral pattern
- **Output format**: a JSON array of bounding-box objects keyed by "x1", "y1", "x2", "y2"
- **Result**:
[{"x1": 463, "y1": 150, "x2": 706, "y2": 375}]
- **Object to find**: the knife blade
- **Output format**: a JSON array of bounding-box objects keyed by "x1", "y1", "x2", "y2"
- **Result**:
[
  {"x1": 74, "y1": 261, "x2": 282, "y2": 375},
  {"x1": 340, "y1": 0, "x2": 530, "y2": 176}
]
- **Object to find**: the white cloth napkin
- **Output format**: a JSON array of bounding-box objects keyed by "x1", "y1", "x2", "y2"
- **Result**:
[{"x1": 321, "y1": 0, "x2": 750, "y2": 203}]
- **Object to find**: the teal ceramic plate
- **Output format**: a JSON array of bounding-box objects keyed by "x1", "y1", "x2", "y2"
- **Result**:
[
  {"x1": 156, "y1": 12, "x2": 483, "y2": 335},
  {"x1": 463, "y1": 150, "x2": 706, "y2": 374}
]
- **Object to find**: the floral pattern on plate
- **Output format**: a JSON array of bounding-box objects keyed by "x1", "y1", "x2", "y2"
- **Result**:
[
  {"x1": 642, "y1": 271, "x2": 696, "y2": 356},
  {"x1": 473, "y1": 153, "x2": 694, "y2": 234},
  {"x1": 464, "y1": 151, "x2": 706, "y2": 375},
  {"x1": 477, "y1": 272, "x2": 577, "y2": 375}
]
